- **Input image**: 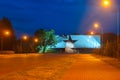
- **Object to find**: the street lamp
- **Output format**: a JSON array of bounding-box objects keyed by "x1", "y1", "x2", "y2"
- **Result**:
[
  {"x1": 93, "y1": 23, "x2": 103, "y2": 35},
  {"x1": 93, "y1": 23, "x2": 103, "y2": 48},
  {"x1": 102, "y1": 0, "x2": 111, "y2": 8},
  {"x1": 21, "y1": 35, "x2": 28, "y2": 53},
  {"x1": 0, "y1": 31, "x2": 10, "y2": 51},
  {"x1": 33, "y1": 38, "x2": 39, "y2": 52},
  {"x1": 104, "y1": 1, "x2": 109, "y2": 5},
  {"x1": 90, "y1": 31, "x2": 94, "y2": 35},
  {"x1": 116, "y1": 10, "x2": 120, "y2": 56},
  {"x1": 101, "y1": 0, "x2": 119, "y2": 56},
  {"x1": 94, "y1": 23, "x2": 99, "y2": 28},
  {"x1": 34, "y1": 38, "x2": 38, "y2": 43},
  {"x1": 4, "y1": 31, "x2": 10, "y2": 36},
  {"x1": 90, "y1": 31, "x2": 97, "y2": 48},
  {"x1": 23, "y1": 35, "x2": 28, "y2": 40}
]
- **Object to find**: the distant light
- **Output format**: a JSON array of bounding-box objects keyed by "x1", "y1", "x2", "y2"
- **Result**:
[
  {"x1": 104, "y1": 0, "x2": 109, "y2": 5},
  {"x1": 34, "y1": 38, "x2": 38, "y2": 43},
  {"x1": 90, "y1": 31, "x2": 94, "y2": 35},
  {"x1": 94, "y1": 23, "x2": 99, "y2": 28},
  {"x1": 23, "y1": 35, "x2": 28, "y2": 40},
  {"x1": 5, "y1": 31, "x2": 10, "y2": 36}
]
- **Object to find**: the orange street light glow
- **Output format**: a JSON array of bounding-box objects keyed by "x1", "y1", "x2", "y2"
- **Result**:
[
  {"x1": 4, "y1": 31, "x2": 10, "y2": 36},
  {"x1": 90, "y1": 31, "x2": 94, "y2": 35},
  {"x1": 104, "y1": 0, "x2": 109, "y2": 5},
  {"x1": 23, "y1": 35, "x2": 28, "y2": 40},
  {"x1": 94, "y1": 23, "x2": 99, "y2": 28},
  {"x1": 102, "y1": 0, "x2": 110, "y2": 7},
  {"x1": 34, "y1": 38, "x2": 38, "y2": 43}
]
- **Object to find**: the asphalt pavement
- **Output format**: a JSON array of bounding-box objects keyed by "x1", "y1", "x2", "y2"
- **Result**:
[{"x1": 62, "y1": 54, "x2": 120, "y2": 80}]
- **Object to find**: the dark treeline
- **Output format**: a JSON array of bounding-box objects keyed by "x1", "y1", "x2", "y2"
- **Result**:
[
  {"x1": 0, "y1": 17, "x2": 57, "y2": 53},
  {"x1": 94, "y1": 33, "x2": 120, "y2": 59},
  {"x1": 0, "y1": 17, "x2": 16, "y2": 51},
  {"x1": 0, "y1": 17, "x2": 120, "y2": 55}
]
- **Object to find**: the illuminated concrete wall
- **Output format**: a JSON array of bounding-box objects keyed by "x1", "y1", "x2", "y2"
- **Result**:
[{"x1": 51, "y1": 35, "x2": 101, "y2": 48}]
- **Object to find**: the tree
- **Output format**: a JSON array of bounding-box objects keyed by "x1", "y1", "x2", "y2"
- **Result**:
[{"x1": 35, "y1": 29, "x2": 57, "y2": 53}]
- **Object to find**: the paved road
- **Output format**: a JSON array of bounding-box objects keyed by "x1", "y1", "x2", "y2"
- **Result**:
[
  {"x1": 0, "y1": 54, "x2": 45, "y2": 76},
  {"x1": 0, "y1": 54, "x2": 70, "y2": 77},
  {"x1": 1, "y1": 54, "x2": 120, "y2": 80},
  {"x1": 62, "y1": 54, "x2": 120, "y2": 80}
]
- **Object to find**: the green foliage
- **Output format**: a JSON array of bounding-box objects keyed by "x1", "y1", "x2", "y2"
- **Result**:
[{"x1": 35, "y1": 29, "x2": 57, "y2": 53}]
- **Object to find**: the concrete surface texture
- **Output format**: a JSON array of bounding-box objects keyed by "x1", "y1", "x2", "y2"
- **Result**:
[{"x1": 62, "y1": 54, "x2": 120, "y2": 80}]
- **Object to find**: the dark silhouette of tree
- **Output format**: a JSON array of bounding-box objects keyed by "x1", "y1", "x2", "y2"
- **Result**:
[
  {"x1": 35, "y1": 29, "x2": 57, "y2": 53},
  {"x1": 102, "y1": 33, "x2": 116, "y2": 44},
  {"x1": 0, "y1": 17, "x2": 16, "y2": 50}
]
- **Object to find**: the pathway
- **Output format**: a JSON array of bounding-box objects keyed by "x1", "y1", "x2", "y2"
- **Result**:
[{"x1": 62, "y1": 54, "x2": 120, "y2": 80}]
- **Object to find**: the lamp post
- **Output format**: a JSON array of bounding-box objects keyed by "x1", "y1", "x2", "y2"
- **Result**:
[
  {"x1": 34, "y1": 38, "x2": 38, "y2": 43},
  {"x1": 23, "y1": 35, "x2": 28, "y2": 40},
  {"x1": 5, "y1": 31, "x2": 10, "y2": 36},
  {"x1": 21, "y1": 35, "x2": 28, "y2": 53},
  {"x1": 33, "y1": 38, "x2": 39, "y2": 52},
  {"x1": 101, "y1": 0, "x2": 119, "y2": 56},
  {"x1": 0, "y1": 31, "x2": 10, "y2": 51},
  {"x1": 89, "y1": 33, "x2": 94, "y2": 48},
  {"x1": 116, "y1": 9, "x2": 119, "y2": 56},
  {"x1": 0, "y1": 37, "x2": 3, "y2": 51},
  {"x1": 90, "y1": 31, "x2": 94, "y2": 35},
  {"x1": 93, "y1": 23, "x2": 103, "y2": 48},
  {"x1": 102, "y1": 0, "x2": 111, "y2": 8}
]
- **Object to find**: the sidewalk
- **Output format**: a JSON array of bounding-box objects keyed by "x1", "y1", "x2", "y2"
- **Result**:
[{"x1": 61, "y1": 54, "x2": 120, "y2": 80}]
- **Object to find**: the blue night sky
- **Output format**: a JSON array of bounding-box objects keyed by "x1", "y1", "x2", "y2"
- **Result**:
[{"x1": 0, "y1": 0, "x2": 119, "y2": 37}]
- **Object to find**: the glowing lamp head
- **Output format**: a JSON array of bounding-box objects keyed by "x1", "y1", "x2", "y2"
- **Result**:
[
  {"x1": 5, "y1": 31, "x2": 10, "y2": 36},
  {"x1": 90, "y1": 31, "x2": 94, "y2": 35},
  {"x1": 34, "y1": 38, "x2": 38, "y2": 43},
  {"x1": 94, "y1": 23, "x2": 99, "y2": 28},
  {"x1": 102, "y1": 0, "x2": 110, "y2": 7},
  {"x1": 104, "y1": 1, "x2": 109, "y2": 5},
  {"x1": 23, "y1": 35, "x2": 28, "y2": 40}
]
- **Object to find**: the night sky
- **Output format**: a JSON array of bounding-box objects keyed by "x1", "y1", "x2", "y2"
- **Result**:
[{"x1": 0, "y1": 0, "x2": 119, "y2": 37}]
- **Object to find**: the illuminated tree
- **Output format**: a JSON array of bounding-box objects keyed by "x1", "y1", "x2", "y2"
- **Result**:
[{"x1": 35, "y1": 29, "x2": 57, "y2": 53}]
